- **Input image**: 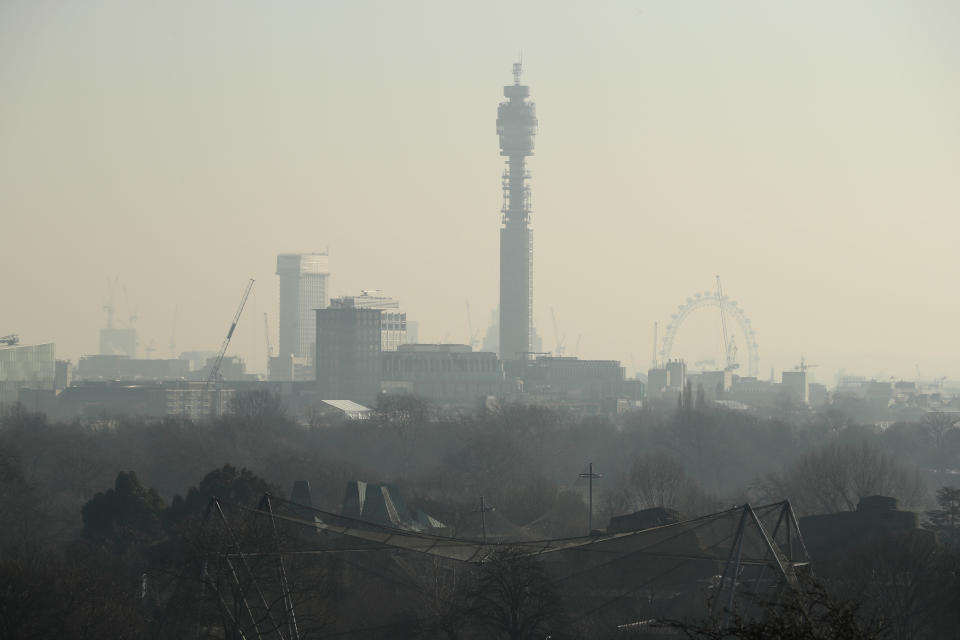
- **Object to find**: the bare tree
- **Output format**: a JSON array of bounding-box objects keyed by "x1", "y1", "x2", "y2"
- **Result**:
[
  {"x1": 925, "y1": 486, "x2": 960, "y2": 547},
  {"x1": 628, "y1": 453, "x2": 715, "y2": 516},
  {"x1": 659, "y1": 580, "x2": 883, "y2": 640},
  {"x1": 756, "y1": 441, "x2": 927, "y2": 515},
  {"x1": 921, "y1": 411, "x2": 958, "y2": 448},
  {"x1": 830, "y1": 533, "x2": 940, "y2": 640},
  {"x1": 461, "y1": 547, "x2": 565, "y2": 640}
]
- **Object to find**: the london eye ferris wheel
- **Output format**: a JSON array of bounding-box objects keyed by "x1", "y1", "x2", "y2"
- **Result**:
[{"x1": 658, "y1": 278, "x2": 760, "y2": 378}]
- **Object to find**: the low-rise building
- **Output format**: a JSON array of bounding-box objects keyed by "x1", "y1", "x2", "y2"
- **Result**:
[
  {"x1": 781, "y1": 370, "x2": 809, "y2": 405},
  {"x1": 76, "y1": 355, "x2": 190, "y2": 382},
  {"x1": 523, "y1": 356, "x2": 632, "y2": 401},
  {"x1": 646, "y1": 367, "x2": 670, "y2": 395},
  {"x1": 689, "y1": 369, "x2": 733, "y2": 401},
  {"x1": 381, "y1": 344, "x2": 510, "y2": 406}
]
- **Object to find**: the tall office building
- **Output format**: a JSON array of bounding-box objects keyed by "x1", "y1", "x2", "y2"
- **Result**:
[
  {"x1": 315, "y1": 306, "x2": 382, "y2": 406},
  {"x1": 277, "y1": 253, "x2": 330, "y2": 364},
  {"x1": 497, "y1": 62, "x2": 538, "y2": 361}
]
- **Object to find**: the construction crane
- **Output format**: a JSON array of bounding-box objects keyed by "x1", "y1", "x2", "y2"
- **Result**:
[
  {"x1": 103, "y1": 278, "x2": 116, "y2": 329},
  {"x1": 651, "y1": 322, "x2": 658, "y2": 369},
  {"x1": 264, "y1": 312, "x2": 274, "y2": 359},
  {"x1": 0, "y1": 334, "x2": 19, "y2": 346},
  {"x1": 794, "y1": 356, "x2": 819, "y2": 372},
  {"x1": 122, "y1": 284, "x2": 137, "y2": 329},
  {"x1": 715, "y1": 275, "x2": 739, "y2": 371},
  {"x1": 550, "y1": 307, "x2": 566, "y2": 356},
  {"x1": 465, "y1": 302, "x2": 481, "y2": 349},
  {"x1": 205, "y1": 278, "x2": 255, "y2": 389}
]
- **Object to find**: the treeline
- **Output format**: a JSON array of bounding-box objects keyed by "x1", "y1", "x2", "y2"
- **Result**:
[
  {"x1": 2, "y1": 393, "x2": 957, "y2": 544},
  {"x1": 1, "y1": 394, "x2": 959, "y2": 637}
]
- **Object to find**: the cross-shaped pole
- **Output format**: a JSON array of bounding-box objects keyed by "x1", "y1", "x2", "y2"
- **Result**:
[
  {"x1": 579, "y1": 462, "x2": 602, "y2": 534},
  {"x1": 473, "y1": 496, "x2": 495, "y2": 542}
]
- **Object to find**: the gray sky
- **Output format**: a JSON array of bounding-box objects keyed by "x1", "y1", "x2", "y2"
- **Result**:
[{"x1": 2, "y1": 0, "x2": 958, "y2": 383}]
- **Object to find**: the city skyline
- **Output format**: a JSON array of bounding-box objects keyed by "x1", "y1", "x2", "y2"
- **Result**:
[{"x1": 2, "y1": 1, "x2": 959, "y2": 383}]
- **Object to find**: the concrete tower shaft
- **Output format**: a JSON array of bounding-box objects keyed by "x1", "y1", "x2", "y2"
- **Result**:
[{"x1": 497, "y1": 63, "x2": 537, "y2": 361}]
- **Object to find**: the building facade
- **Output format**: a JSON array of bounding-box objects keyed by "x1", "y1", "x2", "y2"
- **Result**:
[
  {"x1": 75, "y1": 354, "x2": 190, "y2": 382},
  {"x1": 315, "y1": 307, "x2": 382, "y2": 406},
  {"x1": 781, "y1": 370, "x2": 809, "y2": 405},
  {"x1": 331, "y1": 292, "x2": 408, "y2": 351},
  {"x1": 381, "y1": 344, "x2": 510, "y2": 406},
  {"x1": 277, "y1": 253, "x2": 330, "y2": 369},
  {"x1": 0, "y1": 342, "x2": 55, "y2": 406},
  {"x1": 523, "y1": 356, "x2": 631, "y2": 401}
]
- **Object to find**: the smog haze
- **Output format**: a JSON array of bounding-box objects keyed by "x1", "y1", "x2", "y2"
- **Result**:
[{"x1": 2, "y1": 0, "x2": 958, "y2": 382}]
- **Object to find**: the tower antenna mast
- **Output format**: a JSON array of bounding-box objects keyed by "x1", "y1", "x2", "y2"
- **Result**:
[{"x1": 497, "y1": 61, "x2": 538, "y2": 361}]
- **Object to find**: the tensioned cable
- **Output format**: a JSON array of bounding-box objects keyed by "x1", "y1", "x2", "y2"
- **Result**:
[{"x1": 205, "y1": 500, "x2": 799, "y2": 639}]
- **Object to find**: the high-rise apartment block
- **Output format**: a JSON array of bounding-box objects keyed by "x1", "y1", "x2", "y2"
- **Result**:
[{"x1": 277, "y1": 253, "x2": 330, "y2": 364}]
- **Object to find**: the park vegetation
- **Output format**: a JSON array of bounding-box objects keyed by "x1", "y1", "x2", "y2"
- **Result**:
[{"x1": 0, "y1": 392, "x2": 958, "y2": 638}]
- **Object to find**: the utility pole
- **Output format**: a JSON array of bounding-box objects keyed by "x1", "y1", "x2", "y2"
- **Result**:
[
  {"x1": 473, "y1": 496, "x2": 494, "y2": 542},
  {"x1": 579, "y1": 462, "x2": 602, "y2": 534}
]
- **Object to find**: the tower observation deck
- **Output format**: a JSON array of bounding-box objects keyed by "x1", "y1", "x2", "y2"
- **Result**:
[{"x1": 497, "y1": 62, "x2": 538, "y2": 361}]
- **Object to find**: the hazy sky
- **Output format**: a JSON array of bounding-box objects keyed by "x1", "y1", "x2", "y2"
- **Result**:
[{"x1": 2, "y1": 1, "x2": 958, "y2": 383}]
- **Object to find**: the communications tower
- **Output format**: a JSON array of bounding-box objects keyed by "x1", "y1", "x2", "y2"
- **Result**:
[{"x1": 497, "y1": 62, "x2": 538, "y2": 361}]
